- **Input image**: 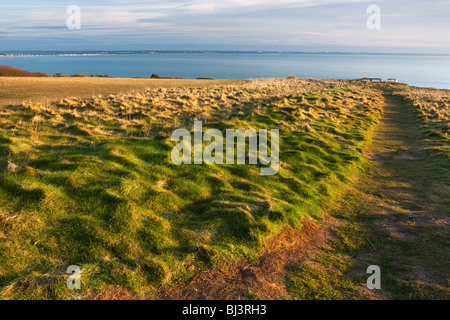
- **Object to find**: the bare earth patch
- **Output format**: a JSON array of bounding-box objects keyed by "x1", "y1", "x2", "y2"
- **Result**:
[{"x1": 160, "y1": 217, "x2": 337, "y2": 300}]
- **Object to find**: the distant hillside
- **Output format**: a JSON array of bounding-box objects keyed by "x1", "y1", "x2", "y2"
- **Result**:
[
  {"x1": 0, "y1": 65, "x2": 51, "y2": 77},
  {"x1": 0, "y1": 65, "x2": 111, "y2": 78}
]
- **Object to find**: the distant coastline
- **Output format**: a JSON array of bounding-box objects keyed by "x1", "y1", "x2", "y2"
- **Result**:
[
  {"x1": 0, "y1": 65, "x2": 214, "y2": 80},
  {"x1": 1, "y1": 50, "x2": 450, "y2": 58}
]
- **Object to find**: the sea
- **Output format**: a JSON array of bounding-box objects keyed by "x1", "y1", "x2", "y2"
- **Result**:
[{"x1": 1, "y1": 51, "x2": 450, "y2": 89}]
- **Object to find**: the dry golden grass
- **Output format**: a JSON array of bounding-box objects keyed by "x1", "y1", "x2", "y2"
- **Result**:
[
  {"x1": 0, "y1": 77, "x2": 244, "y2": 107},
  {"x1": 3, "y1": 78, "x2": 375, "y2": 141}
]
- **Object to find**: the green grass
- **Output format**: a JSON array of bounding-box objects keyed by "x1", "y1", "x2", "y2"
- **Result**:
[
  {"x1": 0, "y1": 79, "x2": 384, "y2": 299},
  {"x1": 286, "y1": 263, "x2": 370, "y2": 300}
]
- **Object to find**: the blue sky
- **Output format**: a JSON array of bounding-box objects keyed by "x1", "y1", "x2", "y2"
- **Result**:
[{"x1": 0, "y1": 0, "x2": 449, "y2": 52}]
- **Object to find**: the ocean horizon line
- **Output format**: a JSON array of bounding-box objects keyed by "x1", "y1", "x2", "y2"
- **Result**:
[{"x1": 1, "y1": 50, "x2": 450, "y2": 57}]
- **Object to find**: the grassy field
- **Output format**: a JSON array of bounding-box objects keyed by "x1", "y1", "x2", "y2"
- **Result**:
[
  {"x1": 0, "y1": 78, "x2": 387, "y2": 299},
  {"x1": 0, "y1": 77, "x2": 243, "y2": 107},
  {"x1": 0, "y1": 78, "x2": 448, "y2": 300}
]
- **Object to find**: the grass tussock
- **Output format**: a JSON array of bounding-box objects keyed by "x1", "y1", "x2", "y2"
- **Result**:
[{"x1": 0, "y1": 78, "x2": 384, "y2": 299}]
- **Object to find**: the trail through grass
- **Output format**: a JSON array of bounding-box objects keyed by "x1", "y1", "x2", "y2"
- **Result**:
[{"x1": 286, "y1": 92, "x2": 450, "y2": 300}]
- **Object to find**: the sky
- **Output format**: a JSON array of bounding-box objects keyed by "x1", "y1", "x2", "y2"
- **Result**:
[{"x1": 0, "y1": 0, "x2": 449, "y2": 53}]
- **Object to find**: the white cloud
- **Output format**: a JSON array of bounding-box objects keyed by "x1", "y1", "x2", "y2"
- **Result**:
[{"x1": 0, "y1": 0, "x2": 449, "y2": 51}]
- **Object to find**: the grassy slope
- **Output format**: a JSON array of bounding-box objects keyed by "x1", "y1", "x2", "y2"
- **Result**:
[
  {"x1": 0, "y1": 79, "x2": 384, "y2": 299},
  {"x1": 285, "y1": 88, "x2": 450, "y2": 300},
  {"x1": 0, "y1": 77, "x2": 243, "y2": 107}
]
